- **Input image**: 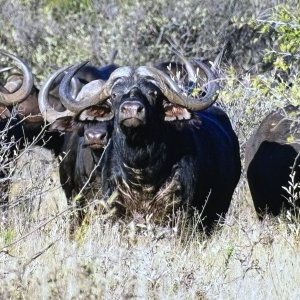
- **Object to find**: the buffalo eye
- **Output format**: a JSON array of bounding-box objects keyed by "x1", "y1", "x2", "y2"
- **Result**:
[
  {"x1": 111, "y1": 93, "x2": 116, "y2": 99},
  {"x1": 49, "y1": 116, "x2": 77, "y2": 132},
  {"x1": 148, "y1": 90, "x2": 157, "y2": 98}
]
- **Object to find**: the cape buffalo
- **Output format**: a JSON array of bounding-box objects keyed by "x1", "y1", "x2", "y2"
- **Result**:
[
  {"x1": 38, "y1": 64, "x2": 116, "y2": 205},
  {"x1": 38, "y1": 65, "x2": 116, "y2": 229},
  {"x1": 59, "y1": 57, "x2": 241, "y2": 229},
  {"x1": 245, "y1": 105, "x2": 300, "y2": 218}
]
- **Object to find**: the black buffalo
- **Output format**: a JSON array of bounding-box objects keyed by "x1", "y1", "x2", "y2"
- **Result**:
[
  {"x1": 38, "y1": 63, "x2": 117, "y2": 205},
  {"x1": 49, "y1": 105, "x2": 114, "y2": 201},
  {"x1": 0, "y1": 50, "x2": 54, "y2": 174},
  {"x1": 245, "y1": 105, "x2": 300, "y2": 218},
  {"x1": 59, "y1": 57, "x2": 241, "y2": 229},
  {"x1": 1, "y1": 51, "x2": 118, "y2": 217},
  {"x1": 50, "y1": 105, "x2": 114, "y2": 227}
]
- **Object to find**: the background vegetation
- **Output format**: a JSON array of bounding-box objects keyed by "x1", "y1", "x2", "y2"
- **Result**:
[{"x1": 1, "y1": 0, "x2": 300, "y2": 298}]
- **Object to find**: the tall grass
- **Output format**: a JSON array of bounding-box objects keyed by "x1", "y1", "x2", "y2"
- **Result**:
[
  {"x1": 1, "y1": 0, "x2": 300, "y2": 298},
  {"x1": 2, "y1": 180, "x2": 300, "y2": 299}
]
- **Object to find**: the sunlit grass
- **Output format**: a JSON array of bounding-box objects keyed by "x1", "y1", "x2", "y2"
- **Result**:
[{"x1": 1, "y1": 171, "x2": 300, "y2": 299}]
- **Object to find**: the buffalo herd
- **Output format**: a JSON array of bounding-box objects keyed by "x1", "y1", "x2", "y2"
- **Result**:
[{"x1": 0, "y1": 49, "x2": 299, "y2": 230}]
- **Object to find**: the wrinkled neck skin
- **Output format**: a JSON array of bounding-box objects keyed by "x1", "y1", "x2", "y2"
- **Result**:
[{"x1": 112, "y1": 119, "x2": 175, "y2": 188}]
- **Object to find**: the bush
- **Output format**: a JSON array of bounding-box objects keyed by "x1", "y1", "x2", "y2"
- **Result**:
[{"x1": 0, "y1": 0, "x2": 295, "y2": 82}]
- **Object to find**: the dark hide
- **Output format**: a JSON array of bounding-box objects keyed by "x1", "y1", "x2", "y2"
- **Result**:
[
  {"x1": 58, "y1": 131, "x2": 99, "y2": 203},
  {"x1": 49, "y1": 104, "x2": 114, "y2": 201},
  {"x1": 245, "y1": 105, "x2": 300, "y2": 217},
  {"x1": 48, "y1": 106, "x2": 114, "y2": 230},
  {"x1": 0, "y1": 64, "x2": 119, "y2": 211},
  {"x1": 0, "y1": 63, "x2": 120, "y2": 156},
  {"x1": 57, "y1": 122, "x2": 112, "y2": 201},
  {"x1": 100, "y1": 79, "x2": 241, "y2": 229},
  {"x1": 75, "y1": 64, "x2": 119, "y2": 83},
  {"x1": 0, "y1": 111, "x2": 63, "y2": 157}
]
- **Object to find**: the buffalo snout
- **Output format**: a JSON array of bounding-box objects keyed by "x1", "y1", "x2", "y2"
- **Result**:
[
  {"x1": 119, "y1": 100, "x2": 145, "y2": 127},
  {"x1": 84, "y1": 126, "x2": 108, "y2": 149}
]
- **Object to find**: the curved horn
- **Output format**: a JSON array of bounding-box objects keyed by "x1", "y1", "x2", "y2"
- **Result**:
[
  {"x1": 59, "y1": 63, "x2": 132, "y2": 113},
  {"x1": 0, "y1": 50, "x2": 33, "y2": 105},
  {"x1": 38, "y1": 66, "x2": 76, "y2": 123},
  {"x1": 59, "y1": 62, "x2": 107, "y2": 113},
  {"x1": 136, "y1": 60, "x2": 219, "y2": 111},
  {"x1": 0, "y1": 66, "x2": 13, "y2": 73},
  {"x1": 171, "y1": 49, "x2": 197, "y2": 83}
]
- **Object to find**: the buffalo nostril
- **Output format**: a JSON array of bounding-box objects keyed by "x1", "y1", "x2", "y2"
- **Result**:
[
  {"x1": 85, "y1": 132, "x2": 93, "y2": 140},
  {"x1": 98, "y1": 132, "x2": 107, "y2": 141},
  {"x1": 136, "y1": 105, "x2": 144, "y2": 113},
  {"x1": 121, "y1": 105, "x2": 128, "y2": 113}
]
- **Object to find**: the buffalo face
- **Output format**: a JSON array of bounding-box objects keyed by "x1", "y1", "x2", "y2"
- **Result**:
[
  {"x1": 49, "y1": 101, "x2": 114, "y2": 150},
  {"x1": 78, "y1": 103, "x2": 113, "y2": 150},
  {"x1": 112, "y1": 81, "x2": 165, "y2": 133}
]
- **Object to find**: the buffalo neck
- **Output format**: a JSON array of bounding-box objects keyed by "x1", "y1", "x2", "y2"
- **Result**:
[{"x1": 113, "y1": 124, "x2": 176, "y2": 186}]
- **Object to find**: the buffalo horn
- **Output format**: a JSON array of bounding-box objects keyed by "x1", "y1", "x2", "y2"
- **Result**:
[
  {"x1": 0, "y1": 50, "x2": 33, "y2": 105},
  {"x1": 136, "y1": 59, "x2": 219, "y2": 111},
  {"x1": 59, "y1": 64, "x2": 132, "y2": 113},
  {"x1": 38, "y1": 66, "x2": 76, "y2": 123}
]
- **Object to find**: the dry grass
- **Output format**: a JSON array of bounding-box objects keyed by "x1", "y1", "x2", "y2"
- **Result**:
[{"x1": 2, "y1": 171, "x2": 300, "y2": 299}]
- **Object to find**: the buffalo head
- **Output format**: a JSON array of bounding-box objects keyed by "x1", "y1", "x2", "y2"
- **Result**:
[
  {"x1": 38, "y1": 65, "x2": 115, "y2": 151},
  {"x1": 55, "y1": 56, "x2": 218, "y2": 148}
]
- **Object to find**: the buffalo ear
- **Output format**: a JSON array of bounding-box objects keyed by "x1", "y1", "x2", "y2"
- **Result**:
[
  {"x1": 48, "y1": 117, "x2": 78, "y2": 132},
  {"x1": 164, "y1": 104, "x2": 191, "y2": 121}
]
